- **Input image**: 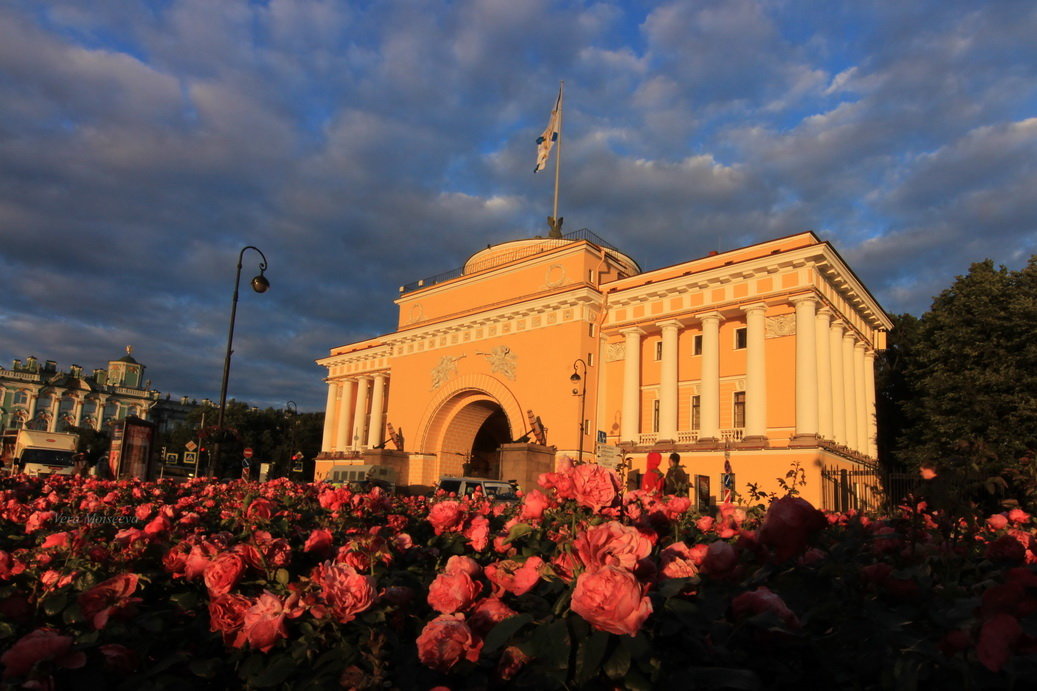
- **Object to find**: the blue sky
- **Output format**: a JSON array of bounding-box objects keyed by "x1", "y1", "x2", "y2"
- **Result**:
[{"x1": 1, "y1": 0, "x2": 1035, "y2": 411}]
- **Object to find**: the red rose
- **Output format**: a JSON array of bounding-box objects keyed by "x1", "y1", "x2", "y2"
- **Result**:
[
  {"x1": 428, "y1": 501, "x2": 466, "y2": 535},
  {"x1": 0, "y1": 628, "x2": 86, "y2": 679},
  {"x1": 144, "y1": 514, "x2": 171, "y2": 538},
  {"x1": 41, "y1": 532, "x2": 70, "y2": 550},
  {"x1": 575, "y1": 521, "x2": 652, "y2": 571},
  {"x1": 77, "y1": 573, "x2": 140, "y2": 630},
  {"x1": 570, "y1": 464, "x2": 619, "y2": 511},
  {"x1": 987, "y1": 514, "x2": 1010, "y2": 530},
  {"x1": 184, "y1": 542, "x2": 219, "y2": 579},
  {"x1": 731, "y1": 586, "x2": 800, "y2": 628},
  {"x1": 203, "y1": 552, "x2": 246, "y2": 597},
  {"x1": 702, "y1": 540, "x2": 738, "y2": 577},
  {"x1": 498, "y1": 645, "x2": 530, "y2": 681},
  {"x1": 759, "y1": 497, "x2": 827, "y2": 562},
  {"x1": 311, "y1": 562, "x2": 376, "y2": 624},
  {"x1": 571, "y1": 565, "x2": 652, "y2": 637},
  {"x1": 977, "y1": 613, "x2": 1022, "y2": 672},
  {"x1": 985, "y1": 535, "x2": 1027, "y2": 563},
  {"x1": 246, "y1": 498, "x2": 275, "y2": 520},
  {"x1": 208, "y1": 593, "x2": 251, "y2": 645},
  {"x1": 304, "y1": 529, "x2": 334, "y2": 555},
  {"x1": 428, "y1": 570, "x2": 482, "y2": 614},
  {"x1": 24, "y1": 510, "x2": 55, "y2": 533},
  {"x1": 1008, "y1": 508, "x2": 1031, "y2": 525},
  {"x1": 416, "y1": 614, "x2": 483, "y2": 672}
]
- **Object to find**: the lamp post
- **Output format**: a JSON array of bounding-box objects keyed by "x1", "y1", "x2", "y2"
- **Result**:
[
  {"x1": 570, "y1": 358, "x2": 587, "y2": 463},
  {"x1": 283, "y1": 400, "x2": 298, "y2": 479},
  {"x1": 208, "y1": 246, "x2": 270, "y2": 477}
]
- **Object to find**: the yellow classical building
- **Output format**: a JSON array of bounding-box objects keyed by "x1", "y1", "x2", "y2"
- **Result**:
[{"x1": 316, "y1": 229, "x2": 892, "y2": 511}]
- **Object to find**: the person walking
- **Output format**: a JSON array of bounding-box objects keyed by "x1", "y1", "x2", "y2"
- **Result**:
[{"x1": 664, "y1": 452, "x2": 690, "y2": 496}]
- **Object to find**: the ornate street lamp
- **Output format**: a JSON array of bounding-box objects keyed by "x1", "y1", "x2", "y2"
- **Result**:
[
  {"x1": 570, "y1": 358, "x2": 587, "y2": 464},
  {"x1": 209, "y1": 246, "x2": 270, "y2": 477}
]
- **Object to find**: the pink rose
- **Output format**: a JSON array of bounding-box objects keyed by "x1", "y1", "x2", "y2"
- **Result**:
[
  {"x1": 428, "y1": 501, "x2": 466, "y2": 535},
  {"x1": 1008, "y1": 508, "x2": 1031, "y2": 525},
  {"x1": 184, "y1": 542, "x2": 219, "y2": 579},
  {"x1": 571, "y1": 566, "x2": 652, "y2": 637},
  {"x1": 445, "y1": 556, "x2": 482, "y2": 578},
  {"x1": 659, "y1": 542, "x2": 700, "y2": 580},
  {"x1": 24, "y1": 510, "x2": 56, "y2": 533},
  {"x1": 246, "y1": 498, "x2": 276, "y2": 520},
  {"x1": 485, "y1": 557, "x2": 543, "y2": 596},
  {"x1": 428, "y1": 570, "x2": 483, "y2": 614},
  {"x1": 77, "y1": 573, "x2": 141, "y2": 630},
  {"x1": 144, "y1": 514, "x2": 171, "y2": 538},
  {"x1": 574, "y1": 521, "x2": 652, "y2": 571},
  {"x1": 519, "y1": 489, "x2": 551, "y2": 521},
  {"x1": 570, "y1": 464, "x2": 619, "y2": 511},
  {"x1": 464, "y1": 515, "x2": 491, "y2": 552},
  {"x1": 237, "y1": 592, "x2": 293, "y2": 652},
  {"x1": 311, "y1": 562, "x2": 376, "y2": 624},
  {"x1": 416, "y1": 614, "x2": 483, "y2": 672},
  {"x1": 731, "y1": 586, "x2": 800, "y2": 628},
  {"x1": 468, "y1": 597, "x2": 517, "y2": 636},
  {"x1": 0, "y1": 628, "x2": 86, "y2": 679},
  {"x1": 759, "y1": 497, "x2": 827, "y2": 562},
  {"x1": 41, "y1": 532, "x2": 70, "y2": 550},
  {"x1": 203, "y1": 552, "x2": 246, "y2": 597},
  {"x1": 987, "y1": 514, "x2": 1010, "y2": 530}
]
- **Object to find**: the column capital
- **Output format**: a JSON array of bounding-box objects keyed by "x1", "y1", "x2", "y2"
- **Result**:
[
  {"x1": 854, "y1": 340, "x2": 866, "y2": 351},
  {"x1": 816, "y1": 306, "x2": 834, "y2": 319},
  {"x1": 740, "y1": 302, "x2": 768, "y2": 314},
  {"x1": 656, "y1": 319, "x2": 683, "y2": 331},
  {"x1": 789, "y1": 293, "x2": 820, "y2": 306},
  {"x1": 696, "y1": 311, "x2": 725, "y2": 323},
  {"x1": 619, "y1": 326, "x2": 647, "y2": 336}
]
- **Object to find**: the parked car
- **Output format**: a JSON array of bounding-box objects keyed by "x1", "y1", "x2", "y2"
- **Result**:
[{"x1": 435, "y1": 476, "x2": 519, "y2": 502}]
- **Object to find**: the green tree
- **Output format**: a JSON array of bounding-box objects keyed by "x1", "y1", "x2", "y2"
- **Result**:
[
  {"x1": 900, "y1": 257, "x2": 1037, "y2": 509},
  {"x1": 874, "y1": 312, "x2": 921, "y2": 472}
]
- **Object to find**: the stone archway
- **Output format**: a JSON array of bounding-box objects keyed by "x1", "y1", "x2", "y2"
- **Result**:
[{"x1": 417, "y1": 374, "x2": 525, "y2": 482}]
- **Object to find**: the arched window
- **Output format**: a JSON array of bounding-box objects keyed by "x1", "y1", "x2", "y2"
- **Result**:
[{"x1": 13, "y1": 391, "x2": 28, "y2": 405}]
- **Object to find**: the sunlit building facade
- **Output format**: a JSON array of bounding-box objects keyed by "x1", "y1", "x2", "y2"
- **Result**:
[{"x1": 316, "y1": 230, "x2": 892, "y2": 510}]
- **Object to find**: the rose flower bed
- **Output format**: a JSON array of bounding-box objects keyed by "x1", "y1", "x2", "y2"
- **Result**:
[{"x1": 2, "y1": 460, "x2": 1037, "y2": 689}]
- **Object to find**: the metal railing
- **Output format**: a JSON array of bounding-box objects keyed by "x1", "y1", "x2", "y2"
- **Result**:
[{"x1": 399, "y1": 228, "x2": 628, "y2": 294}]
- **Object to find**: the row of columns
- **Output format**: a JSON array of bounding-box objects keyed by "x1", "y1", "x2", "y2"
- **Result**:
[
  {"x1": 3, "y1": 392, "x2": 117, "y2": 432},
  {"x1": 321, "y1": 373, "x2": 389, "y2": 452},
  {"x1": 618, "y1": 296, "x2": 877, "y2": 457}
]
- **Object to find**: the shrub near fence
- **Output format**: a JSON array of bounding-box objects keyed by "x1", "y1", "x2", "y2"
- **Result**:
[{"x1": 1, "y1": 461, "x2": 1036, "y2": 689}]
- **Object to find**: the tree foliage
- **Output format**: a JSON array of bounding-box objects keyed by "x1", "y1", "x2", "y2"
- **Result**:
[{"x1": 894, "y1": 257, "x2": 1037, "y2": 509}]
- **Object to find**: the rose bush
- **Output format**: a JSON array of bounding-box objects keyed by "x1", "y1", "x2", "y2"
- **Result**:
[{"x1": 0, "y1": 464, "x2": 1036, "y2": 688}]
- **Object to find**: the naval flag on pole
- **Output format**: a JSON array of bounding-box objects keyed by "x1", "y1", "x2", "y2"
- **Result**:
[{"x1": 534, "y1": 86, "x2": 562, "y2": 173}]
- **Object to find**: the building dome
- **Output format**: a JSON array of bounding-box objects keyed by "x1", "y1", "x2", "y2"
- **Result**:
[{"x1": 463, "y1": 236, "x2": 640, "y2": 277}]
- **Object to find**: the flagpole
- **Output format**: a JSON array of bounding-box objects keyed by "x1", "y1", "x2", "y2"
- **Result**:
[{"x1": 552, "y1": 80, "x2": 564, "y2": 224}]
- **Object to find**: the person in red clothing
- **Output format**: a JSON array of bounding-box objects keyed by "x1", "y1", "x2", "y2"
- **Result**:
[{"x1": 641, "y1": 451, "x2": 664, "y2": 494}]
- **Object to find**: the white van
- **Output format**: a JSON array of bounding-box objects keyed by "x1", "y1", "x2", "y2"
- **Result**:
[
  {"x1": 14, "y1": 430, "x2": 79, "y2": 477},
  {"x1": 324, "y1": 464, "x2": 396, "y2": 493},
  {"x1": 436, "y1": 477, "x2": 519, "y2": 502}
]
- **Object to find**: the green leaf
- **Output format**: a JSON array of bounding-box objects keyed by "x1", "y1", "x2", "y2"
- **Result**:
[
  {"x1": 603, "y1": 640, "x2": 631, "y2": 680},
  {"x1": 536, "y1": 619, "x2": 571, "y2": 670},
  {"x1": 42, "y1": 593, "x2": 68, "y2": 616},
  {"x1": 503, "y1": 523, "x2": 534, "y2": 545},
  {"x1": 189, "y1": 658, "x2": 222, "y2": 679},
  {"x1": 170, "y1": 591, "x2": 199, "y2": 610},
  {"x1": 249, "y1": 655, "x2": 299, "y2": 688},
  {"x1": 62, "y1": 603, "x2": 84, "y2": 625},
  {"x1": 275, "y1": 568, "x2": 290, "y2": 585},
  {"x1": 483, "y1": 613, "x2": 533, "y2": 654},
  {"x1": 574, "y1": 628, "x2": 610, "y2": 685}
]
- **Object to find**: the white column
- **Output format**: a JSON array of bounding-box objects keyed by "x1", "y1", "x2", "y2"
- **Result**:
[
  {"x1": 93, "y1": 399, "x2": 105, "y2": 431},
  {"x1": 46, "y1": 396, "x2": 59, "y2": 432},
  {"x1": 337, "y1": 379, "x2": 357, "y2": 451},
  {"x1": 699, "y1": 312, "x2": 723, "y2": 441},
  {"x1": 352, "y1": 377, "x2": 371, "y2": 450},
  {"x1": 658, "y1": 320, "x2": 681, "y2": 442},
  {"x1": 815, "y1": 308, "x2": 833, "y2": 441},
  {"x1": 620, "y1": 328, "x2": 645, "y2": 443},
  {"x1": 829, "y1": 321, "x2": 846, "y2": 445},
  {"x1": 854, "y1": 342, "x2": 867, "y2": 454},
  {"x1": 321, "y1": 382, "x2": 339, "y2": 452},
  {"x1": 367, "y1": 373, "x2": 388, "y2": 448},
  {"x1": 71, "y1": 397, "x2": 83, "y2": 428},
  {"x1": 791, "y1": 296, "x2": 819, "y2": 440},
  {"x1": 864, "y1": 349, "x2": 878, "y2": 459},
  {"x1": 842, "y1": 333, "x2": 858, "y2": 452},
  {"x1": 26, "y1": 392, "x2": 38, "y2": 422},
  {"x1": 741, "y1": 303, "x2": 768, "y2": 440}
]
